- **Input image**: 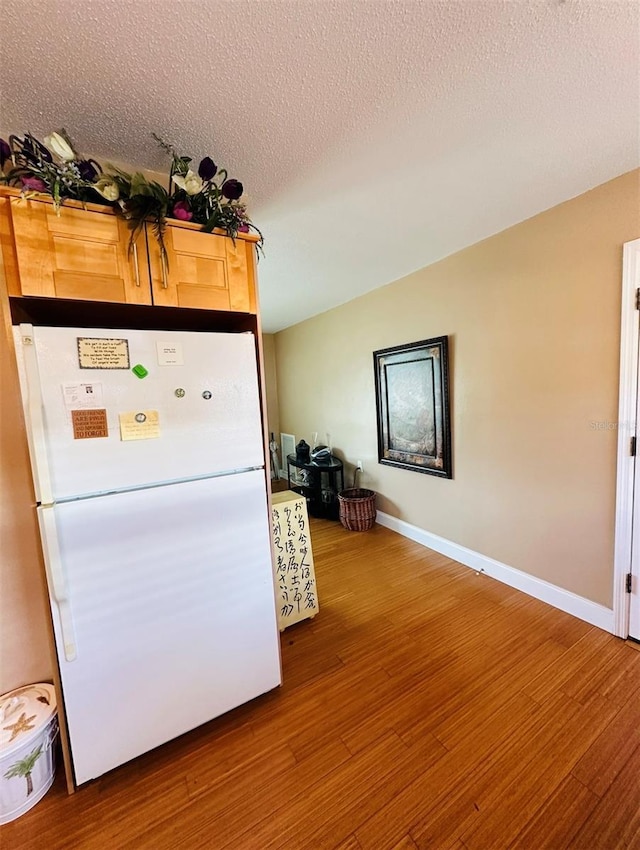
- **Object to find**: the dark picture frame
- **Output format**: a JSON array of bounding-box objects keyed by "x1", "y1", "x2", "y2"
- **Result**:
[{"x1": 373, "y1": 336, "x2": 452, "y2": 478}]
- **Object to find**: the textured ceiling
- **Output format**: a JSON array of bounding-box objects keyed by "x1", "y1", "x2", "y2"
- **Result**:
[{"x1": 0, "y1": 1, "x2": 638, "y2": 332}]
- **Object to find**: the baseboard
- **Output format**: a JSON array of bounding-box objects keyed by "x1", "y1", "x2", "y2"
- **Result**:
[{"x1": 376, "y1": 511, "x2": 615, "y2": 633}]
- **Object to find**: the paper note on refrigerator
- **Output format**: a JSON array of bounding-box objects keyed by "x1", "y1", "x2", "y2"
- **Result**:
[
  {"x1": 62, "y1": 382, "x2": 104, "y2": 410},
  {"x1": 119, "y1": 410, "x2": 160, "y2": 441},
  {"x1": 156, "y1": 341, "x2": 184, "y2": 366}
]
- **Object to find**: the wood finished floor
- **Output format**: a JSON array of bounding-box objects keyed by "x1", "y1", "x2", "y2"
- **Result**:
[{"x1": 5, "y1": 519, "x2": 640, "y2": 849}]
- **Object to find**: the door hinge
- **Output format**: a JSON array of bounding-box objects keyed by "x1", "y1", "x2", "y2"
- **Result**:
[
  {"x1": 636, "y1": 288, "x2": 640, "y2": 310},
  {"x1": 631, "y1": 436, "x2": 636, "y2": 457},
  {"x1": 627, "y1": 573, "x2": 633, "y2": 594}
]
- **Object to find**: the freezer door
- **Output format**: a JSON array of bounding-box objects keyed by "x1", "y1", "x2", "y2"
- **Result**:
[
  {"x1": 14, "y1": 325, "x2": 265, "y2": 501},
  {"x1": 38, "y1": 470, "x2": 281, "y2": 785}
]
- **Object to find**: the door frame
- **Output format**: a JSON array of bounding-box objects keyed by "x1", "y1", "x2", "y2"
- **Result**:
[{"x1": 614, "y1": 238, "x2": 640, "y2": 637}]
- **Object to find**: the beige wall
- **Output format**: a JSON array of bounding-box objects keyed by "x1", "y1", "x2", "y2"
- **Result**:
[
  {"x1": 262, "y1": 333, "x2": 283, "y2": 475},
  {"x1": 0, "y1": 306, "x2": 54, "y2": 693},
  {"x1": 262, "y1": 333, "x2": 280, "y2": 446},
  {"x1": 276, "y1": 170, "x2": 640, "y2": 608}
]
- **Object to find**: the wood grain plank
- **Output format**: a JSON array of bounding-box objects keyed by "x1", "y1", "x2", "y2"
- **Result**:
[
  {"x1": 356, "y1": 691, "x2": 569, "y2": 850},
  {"x1": 231, "y1": 732, "x2": 445, "y2": 850},
  {"x1": 521, "y1": 628, "x2": 614, "y2": 704},
  {"x1": 124, "y1": 738, "x2": 352, "y2": 850},
  {"x1": 334, "y1": 836, "x2": 364, "y2": 850},
  {"x1": 508, "y1": 775, "x2": 599, "y2": 849},
  {"x1": 459, "y1": 695, "x2": 618, "y2": 850},
  {"x1": 389, "y1": 837, "x2": 420, "y2": 850},
  {"x1": 567, "y1": 743, "x2": 640, "y2": 849},
  {"x1": 571, "y1": 695, "x2": 640, "y2": 797},
  {"x1": 399, "y1": 692, "x2": 586, "y2": 850},
  {"x1": 427, "y1": 639, "x2": 567, "y2": 751}
]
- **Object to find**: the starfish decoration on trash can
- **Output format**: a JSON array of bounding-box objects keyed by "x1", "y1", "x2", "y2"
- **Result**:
[{"x1": 3, "y1": 711, "x2": 37, "y2": 742}]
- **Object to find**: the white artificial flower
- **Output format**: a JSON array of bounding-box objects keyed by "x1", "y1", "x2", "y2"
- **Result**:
[
  {"x1": 44, "y1": 131, "x2": 76, "y2": 162},
  {"x1": 94, "y1": 179, "x2": 119, "y2": 202},
  {"x1": 172, "y1": 170, "x2": 203, "y2": 196}
]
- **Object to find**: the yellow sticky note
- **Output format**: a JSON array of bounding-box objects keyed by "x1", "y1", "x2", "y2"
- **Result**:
[{"x1": 119, "y1": 410, "x2": 160, "y2": 441}]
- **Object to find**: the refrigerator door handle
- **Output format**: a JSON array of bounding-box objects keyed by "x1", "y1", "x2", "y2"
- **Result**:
[
  {"x1": 38, "y1": 508, "x2": 77, "y2": 662},
  {"x1": 18, "y1": 325, "x2": 53, "y2": 505}
]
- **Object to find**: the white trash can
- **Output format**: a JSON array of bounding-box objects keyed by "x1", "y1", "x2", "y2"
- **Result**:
[{"x1": 0, "y1": 683, "x2": 58, "y2": 823}]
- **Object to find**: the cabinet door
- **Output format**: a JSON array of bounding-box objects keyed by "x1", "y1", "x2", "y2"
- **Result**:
[
  {"x1": 9, "y1": 200, "x2": 151, "y2": 304},
  {"x1": 148, "y1": 224, "x2": 256, "y2": 312},
  {"x1": 0, "y1": 197, "x2": 21, "y2": 296}
]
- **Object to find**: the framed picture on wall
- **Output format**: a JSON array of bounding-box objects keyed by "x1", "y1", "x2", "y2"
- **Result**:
[{"x1": 373, "y1": 336, "x2": 452, "y2": 478}]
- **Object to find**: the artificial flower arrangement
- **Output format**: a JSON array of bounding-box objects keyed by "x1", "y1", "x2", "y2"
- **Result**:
[{"x1": 0, "y1": 129, "x2": 262, "y2": 260}]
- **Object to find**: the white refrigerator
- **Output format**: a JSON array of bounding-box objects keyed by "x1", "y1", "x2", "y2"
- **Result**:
[{"x1": 13, "y1": 323, "x2": 281, "y2": 786}]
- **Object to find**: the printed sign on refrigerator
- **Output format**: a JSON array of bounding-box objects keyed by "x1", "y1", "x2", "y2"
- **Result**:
[
  {"x1": 71, "y1": 409, "x2": 109, "y2": 439},
  {"x1": 77, "y1": 338, "x2": 130, "y2": 370}
]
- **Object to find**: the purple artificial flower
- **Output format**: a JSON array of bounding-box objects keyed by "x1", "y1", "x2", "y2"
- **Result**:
[
  {"x1": 172, "y1": 200, "x2": 193, "y2": 221},
  {"x1": 77, "y1": 159, "x2": 99, "y2": 181},
  {"x1": 238, "y1": 224, "x2": 250, "y2": 233},
  {"x1": 21, "y1": 175, "x2": 47, "y2": 192},
  {"x1": 221, "y1": 178, "x2": 243, "y2": 201},
  {"x1": 198, "y1": 156, "x2": 217, "y2": 181},
  {"x1": 0, "y1": 138, "x2": 10, "y2": 168}
]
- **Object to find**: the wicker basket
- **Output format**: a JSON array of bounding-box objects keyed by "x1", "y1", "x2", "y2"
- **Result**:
[{"x1": 338, "y1": 488, "x2": 377, "y2": 531}]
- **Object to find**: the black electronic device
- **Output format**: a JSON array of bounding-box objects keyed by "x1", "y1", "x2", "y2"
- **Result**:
[
  {"x1": 295, "y1": 439, "x2": 311, "y2": 464},
  {"x1": 310, "y1": 445, "x2": 332, "y2": 464}
]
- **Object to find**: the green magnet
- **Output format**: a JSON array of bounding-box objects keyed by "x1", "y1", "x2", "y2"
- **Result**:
[{"x1": 132, "y1": 364, "x2": 149, "y2": 379}]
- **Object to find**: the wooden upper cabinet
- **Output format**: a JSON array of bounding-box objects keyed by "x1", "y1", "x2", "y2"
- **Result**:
[
  {"x1": 148, "y1": 224, "x2": 257, "y2": 313},
  {"x1": 7, "y1": 197, "x2": 151, "y2": 304},
  {"x1": 0, "y1": 189, "x2": 259, "y2": 314}
]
